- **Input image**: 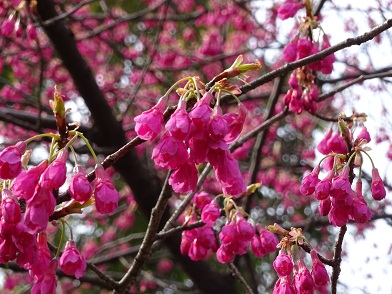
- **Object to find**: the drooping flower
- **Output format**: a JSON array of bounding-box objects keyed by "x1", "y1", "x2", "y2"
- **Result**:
[
  {"x1": 277, "y1": 1, "x2": 303, "y2": 20},
  {"x1": 94, "y1": 164, "x2": 119, "y2": 215},
  {"x1": 69, "y1": 165, "x2": 93, "y2": 203},
  {"x1": 357, "y1": 126, "x2": 371, "y2": 143},
  {"x1": 152, "y1": 133, "x2": 189, "y2": 169},
  {"x1": 300, "y1": 165, "x2": 320, "y2": 196},
  {"x1": 208, "y1": 106, "x2": 228, "y2": 141},
  {"x1": 314, "y1": 169, "x2": 334, "y2": 200},
  {"x1": 0, "y1": 141, "x2": 26, "y2": 179},
  {"x1": 59, "y1": 240, "x2": 87, "y2": 279},
  {"x1": 1, "y1": 189, "x2": 21, "y2": 224},
  {"x1": 222, "y1": 103, "x2": 247, "y2": 144},
  {"x1": 31, "y1": 259, "x2": 58, "y2": 294},
  {"x1": 188, "y1": 92, "x2": 213, "y2": 127},
  {"x1": 330, "y1": 165, "x2": 352, "y2": 201},
  {"x1": 310, "y1": 250, "x2": 330, "y2": 286},
  {"x1": 294, "y1": 259, "x2": 315, "y2": 294},
  {"x1": 317, "y1": 128, "x2": 332, "y2": 155},
  {"x1": 371, "y1": 168, "x2": 386, "y2": 201},
  {"x1": 165, "y1": 99, "x2": 191, "y2": 140},
  {"x1": 11, "y1": 160, "x2": 48, "y2": 201},
  {"x1": 168, "y1": 160, "x2": 198, "y2": 194},
  {"x1": 134, "y1": 95, "x2": 168, "y2": 141},
  {"x1": 40, "y1": 150, "x2": 68, "y2": 190},
  {"x1": 273, "y1": 251, "x2": 294, "y2": 277},
  {"x1": 201, "y1": 201, "x2": 220, "y2": 226}
]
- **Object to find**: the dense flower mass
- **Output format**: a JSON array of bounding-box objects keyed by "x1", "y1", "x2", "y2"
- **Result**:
[{"x1": 0, "y1": 0, "x2": 390, "y2": 292}]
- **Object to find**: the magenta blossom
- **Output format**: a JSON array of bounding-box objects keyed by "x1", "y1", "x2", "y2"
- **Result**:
[
  {"x1": 189, "y1": 92, "x2": 213, "y2": 127},
  {"x1": 0, "y1": 141, "x2": 26, "y2": 179},
  {"x1": 357, "y1": 126, "x2": 371, "y2": 143},
  {"x1": 152, "y1": 133, "x2": 189, "y2": 169},
  {"x1": 168, "y1": 160, "x2": 198, "y2": 194},
  {"x1": 300, "y1": 165, "x2": 320, "y2": 196},
  {"x1": 273, "y1": 251, "x2": 294, "y2": 277},
  {"x1": 11, "y1": 160, "x2": 48, "y2": 201},
  {"x1": 59, "y1": 240, "x2": 87, "y2": 279},
  {"x1": 310, "y1": 250, "x2": 330, "y2": 286},
  {"x1": 330, "y1": 165, "x2": 352, "y2": 201},
  {"x1": 69, "y1": 165, "x2": 93, "y2": 203},
  {"x1": 134, "y1": 95, "x2": 168, "y2": 141},
  {"x1": 165, "y1": 99, "x2": 191, "y2": 140},
  {"x1": 40, "y1": 149, "x2": 68, "y2": 190},
  {"x1": 94, "y1": 164, "x2": 119, "y2": 215},
  {"x1": 277, "y1": 1, "x2": 303, "y2": 20},
  {"x1": 222, "y1": 103, "x2": 247, "y2": 144},
  {"x1": 31, "y1": 259, "x2": 57, "y2": 294},
  {"x1": 371, "y1": 168, "x2": 386, "y2": 200},
  {"x1": 317, "y1": 128, "x2": 332, "y2": 155},
  {"x1": 314, "y1": 169, "x2": 334, "y2": 200}
]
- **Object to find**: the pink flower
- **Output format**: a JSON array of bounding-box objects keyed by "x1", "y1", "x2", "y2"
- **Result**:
[
  {"x1": 330, "y1": 165, "x2": 352, "y2": 201},
  {"x1": 319, "y1": 198, "x2": 331, "y2": 216},
  {"x1": 213, "y1": 150, "x2": 246, "y2": 197},
  {"x1": 69, "y1": 165, "x2": 93, "y2": 203},
  {"x1": 273, "y1": 251, "x2": 294, "y2": 277},
  {"x1": 24, "y1": 185, "x2": 56, "y2": 233},
  {"x1": 168, "y1": 161, "x2": 198, "y2": 194},
  {"x1": 59, "y1": 240, "x2": 87, "y2": 279},
  {"x1": 283, "y1": 39, "x2": 298, "y2": 62},
  {"x1": 351, "y1": 180, "x2": 372, "y2": 223},
  {"x1": 273, "y1": 276, "x2": 296, "y2": 294},
  {"x1": 300, "y1": 166, "x2": 320, "y2": 196},
  {"x1": 152, "y1": 133, "x2": 189, "y2": 169},
  {"x1": 317, "y1": 128, "x2": 332, "y2": 155},
  {"x1": 371, "y1": 168, "x2": 386, "y2": 200},
  {"x1": 319, "y1": 35, "x2": 336, "y2": 74},
  {"x1": 297, "y1": 38, "x2": 313, "y2": 59},
  {"x1": 194, "y1": 192, "x2": 212, "y2": 210},
  {"x1": 310, "y1": 250, "x2": 329, "y2": 286},
  {"x1": 222, "y1": 103, "x2": 247, "y2": 144},
  {"x1": 31, "y1": 259, "x2": 57, "y2": 294},
  {"x1": 189, "y1": 92, "x2": 213, "y2": 127},
  {"x1": 1, "y1": 189, "x2": 21, "y2": 224},
  {"x1": 0, "y1": 237, "x2": 18, "y2": 263},
  {"x1": 94, "y1": 164, "x2": 119, "y2": 215},
  {"x1": 201, "y1": 201, "x2": 220, "y2": 226},
  {"x1": 134, "y1": 95, "x2": 167, "y2": 141},
  {"x1": 236, "y1": 217, "x2": 255, "y2": 241},
  {"x1": 357, "y1": 126, "x2": 371, "y2": 143},
  {"x1": 314, "y1": 169, "x2": 334, "y2": 200},
  {"x1": 258, "y1": 226, "x2": 279, "y2": 254},
  {"x1": 208, "y1": 106, "x2": 228, "y2": 141},
  {"x1": 327, "y1": 132, "x2": 347, "y2": 154},
  {"x1": 1, "y1": 19, "x2": 15, "y2": 37},
  {"x1": 0, "y1": 141, "x2": 26, "y2": 179},
  {"x1": 328, "y1": 205, "x2": 350, "y2": 227},
  {"x1": 294, "y1": 259, "x2": 314, "y2": 293},
  {"x1": 30, "y1": 232, "x2": 51, "y2": 279},
  {"x1": 278, "y1": 2, "x2": 303, "y2": 20},
  {"x1": 165, "y1": 99, "x2": 191, "y2": 140},
  {"x1": 216, "y1": 245, "x2": 235, "y2": 263},
  {"x1": 40, "y1": 150, "x2": 67, "y2": 190},
  {"x1": 11, "y1": 160, "x2": 48, "y2": 201}
]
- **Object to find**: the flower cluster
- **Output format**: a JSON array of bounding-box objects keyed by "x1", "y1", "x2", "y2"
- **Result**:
[
  {"x1": 300, "y1": 119, "x2": 386, "y2": 226},
  {"x1": 279, "y1": 0, "x2": 336, "y2": 114},
  {"x1": 0, "y1": 90, "x2": 119, "y2": 290},
  {"x1": 134, "y1": 70, "x2": 252, "y2": 197},
  {"x1": 269, "y1": 225, "x2": 330, "y2": 293},
  {"x1": 272, "y1": 250, "x2": 330, "y2": 294},
  {"x1": 0, "y1": 1, "x2": 37, "y2": 40},
  {"x1": 180, "y1": 192, "x2": 279, "y2": 263}
]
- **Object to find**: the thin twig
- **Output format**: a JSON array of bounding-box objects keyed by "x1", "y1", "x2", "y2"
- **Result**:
[
  {"x1": 331, "y1": 225, "x2": 347, "y2": 294},
  {"x1": 115, "y1": 171, "x2": 173, "y2": 293},
  {"x1": 227, "y1": 262, "x2": 254, "y2": 294}
]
